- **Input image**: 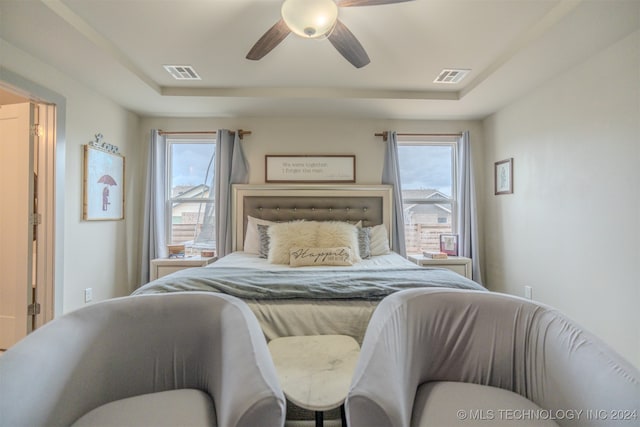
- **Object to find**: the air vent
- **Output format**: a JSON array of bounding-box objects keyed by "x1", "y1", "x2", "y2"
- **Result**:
[
  {"x1": 163, "y1": 65, "x2": 201, "y2": 80},
  {"x1": 434, "y1": 69, "x2": 470, "y2": 84}
]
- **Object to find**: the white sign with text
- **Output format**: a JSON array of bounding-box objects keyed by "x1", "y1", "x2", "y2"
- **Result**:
[{"x1": 266, "y1": 156, "x2": 355, "y2": 182}]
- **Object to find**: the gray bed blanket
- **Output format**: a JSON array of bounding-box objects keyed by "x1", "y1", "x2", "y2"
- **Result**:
[{"x1": 133, "y1": 266, "x2": 485, "y2": 300}]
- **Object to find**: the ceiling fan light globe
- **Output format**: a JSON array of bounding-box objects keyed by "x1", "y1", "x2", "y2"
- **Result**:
[{"x1": 281, "y1": 0, "x2": 338, "y2": 39}]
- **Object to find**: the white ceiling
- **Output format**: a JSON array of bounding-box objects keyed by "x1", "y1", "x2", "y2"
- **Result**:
[{"x1": 1, "y1": 0, "x2": 638, "y2": 119}]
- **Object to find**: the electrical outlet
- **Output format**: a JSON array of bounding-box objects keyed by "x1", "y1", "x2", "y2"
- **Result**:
[
  {"x1": 524, "y1": 286, "x2": 533, "y2": 300},
  {"x1": 84, "y1": 288, "x2": 93, "y2": 303}
]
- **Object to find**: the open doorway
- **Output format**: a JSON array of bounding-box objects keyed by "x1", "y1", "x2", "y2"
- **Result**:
[{"x1": 0, "y1": 85, "x2": 57, "y2": 350}]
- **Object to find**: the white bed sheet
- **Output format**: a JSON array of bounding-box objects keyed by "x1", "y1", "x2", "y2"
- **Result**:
[{"x1": 206, "y1": 251, "x2": 417, "y2": 345}]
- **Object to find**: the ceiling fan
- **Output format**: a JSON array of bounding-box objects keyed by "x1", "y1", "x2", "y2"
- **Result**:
[{"x1": 246, "y1": 0, "x2": 414, "y2": 69}]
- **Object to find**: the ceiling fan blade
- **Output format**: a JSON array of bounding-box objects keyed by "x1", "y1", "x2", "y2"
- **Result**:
[
  {"x1": 246, "y1": 19, "x2": 291, "y2": 60},
  {"x1": 336, "y1": 0, "x2": 414, "y2": 7},
  {"x1": 328, "y1": 20, "x2": 370, "y2": 68}
]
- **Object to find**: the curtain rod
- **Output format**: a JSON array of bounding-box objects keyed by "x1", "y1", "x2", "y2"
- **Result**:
[
  {"x1": 158, "y1": 129, "x2": 252, "y2": 139},
  {"x1": 375, "y1": 131, "x2": 462, "y2": 141}
]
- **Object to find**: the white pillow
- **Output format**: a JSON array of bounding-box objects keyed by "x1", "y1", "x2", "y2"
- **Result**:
[
  {"x1": 316, "y1": 221, "x2": 361, "y2": 262},
  {"x1": 369, "y1": 224, "x2": 391, "y2": 256},
  {"x1": 268, "y1": 221, "x2": 319, "y2": 264},
  {"x1": 243, "y1": 216, "x2": 276, "y2": 254},
  {"x1": 289, "y1": 247, "x2": 353, "y2": 267}
]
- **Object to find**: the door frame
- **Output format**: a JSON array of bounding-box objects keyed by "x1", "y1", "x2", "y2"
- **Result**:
[
  {"x1": 1, "y1": 70, "x2": 66, "y2": 322},
  {"x1": 33, "y1": 103, "x2": 57, "y2": 328}
]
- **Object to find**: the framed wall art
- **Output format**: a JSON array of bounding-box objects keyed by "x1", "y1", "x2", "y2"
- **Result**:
[
  {"x1": 265, "y1": 155, "x2": 356, "y2": 183},
  {"x1": 83, "y1": 145, "x2": 125, "y2": 220},
  {"x1": 494, "y1": 158, "x2": 513, "y2": 195}
]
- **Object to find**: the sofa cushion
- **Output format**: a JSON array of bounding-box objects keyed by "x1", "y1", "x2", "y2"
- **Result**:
[
  {"x1": 411, "y1": 382, "x2": 559, "y2": 427},
  {"x1": 72, "y1": 389, "x2": 216, "y2": 427}
]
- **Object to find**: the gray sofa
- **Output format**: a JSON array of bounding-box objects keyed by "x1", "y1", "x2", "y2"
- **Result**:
[
  {"x1": 0, "y1": 292, "x2": 286, "y2": 427},
  {"x1": 346, "y1": 288, "x2": 639, "y2": 427}
]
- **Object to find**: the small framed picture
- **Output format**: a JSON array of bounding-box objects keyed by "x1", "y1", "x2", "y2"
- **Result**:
[
  {"x1": 495, "y1": 158, "x2": 513, "y2": 195},
  {"x1": 439, "y1": 234, "x2": 459, "y2": 256}
]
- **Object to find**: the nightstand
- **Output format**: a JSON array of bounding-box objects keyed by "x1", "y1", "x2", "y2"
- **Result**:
[
  {"x1": 150, "y1": 256, "x2": 216, "y2": 281},
  {"x1": 407, "y1": 255, "x2": 472, "y2": 279}
]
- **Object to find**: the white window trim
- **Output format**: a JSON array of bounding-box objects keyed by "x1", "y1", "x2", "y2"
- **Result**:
[
  {"x1": 165, "y1": 137, "x2": 216, "y2": 247},
  {"x1": 398, "y1": 139, "x2": 459, "y2": 249}
]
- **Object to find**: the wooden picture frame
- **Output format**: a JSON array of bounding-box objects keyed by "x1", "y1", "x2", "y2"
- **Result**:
[
  {"x1": 83, "y1": 145, "x2": 125, "y2": 220},
  {"x1": 439, "y1": 233, "x2": 459, "y2": 256},
  {"x1": 265, "y1": 155, "x2": 356, "y2": 183},
  {"x1": 494, "y1": 158, "x2": 513, "y2": 195}
]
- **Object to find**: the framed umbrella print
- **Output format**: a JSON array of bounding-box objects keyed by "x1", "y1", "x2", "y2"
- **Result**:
[{"x1": 83, "y1": 145, "x2": 125, "y2": 220}]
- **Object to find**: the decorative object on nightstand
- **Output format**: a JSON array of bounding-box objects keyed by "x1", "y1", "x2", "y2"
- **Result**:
[
  {"x1": 150, "y1": 256, "x2": 216, "y2": 281},
  {"x1": 439, "y1": 233, "x2": 458, "y2": 256},
  {"x1": 423, "y1": 251, "x2": 448, "y2": 259},
  {"x1": 407, "y1": 254, "x2": 472, "y2": 279},
  {"x1": 167, "y1": 244, "x2": 186, "y2": 258}
]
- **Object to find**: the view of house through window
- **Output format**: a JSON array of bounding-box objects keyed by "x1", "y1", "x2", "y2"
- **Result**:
[
  {"x1": 397, "y1": 141, "x2": 457, "y2": 254},
  {"x1": 167, "y1": 139, "x2": 216, "y2": 255}
]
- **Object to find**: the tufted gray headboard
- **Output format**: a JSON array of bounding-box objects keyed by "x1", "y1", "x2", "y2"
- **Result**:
[{"x1": 232, "y1": 184, "x2": 393, "y2": 251}]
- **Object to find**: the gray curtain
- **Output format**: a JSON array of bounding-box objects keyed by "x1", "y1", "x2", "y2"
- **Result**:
[
  {"x1": 214, "y1": 130, "x2": 249, "y2": 257},
  {"x1": 140, "y1": 130, "x2": 167, "y2": 284},
  {"x1": 457, "y1": 131, "x2": 483, "y2": 284},
  {"x1": 382, "y1": 131, "x2": 407, "y2": 256}
]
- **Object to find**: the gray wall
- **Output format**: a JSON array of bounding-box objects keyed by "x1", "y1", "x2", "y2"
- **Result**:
[
  {"x1": 482, "y1": 30, "x2": 639, "y2": 367},
  {"x1": 138, "y1": 117, "x2": 484, "y2": 184}
]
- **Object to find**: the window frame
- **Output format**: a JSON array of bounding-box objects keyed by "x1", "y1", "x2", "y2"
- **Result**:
[
  {"x1": 165, "y1": 137, "x2": 216, "y2": 250},
  {"x1": 397, "y1": 138, "x2": 459, "y2": 253}
]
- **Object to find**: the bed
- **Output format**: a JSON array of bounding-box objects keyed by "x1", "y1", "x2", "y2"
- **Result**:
[{"x1": 134, "y1": 184, "x2": 484, "y2": 344}]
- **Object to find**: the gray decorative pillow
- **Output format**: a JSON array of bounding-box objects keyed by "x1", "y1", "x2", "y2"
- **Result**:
[
  {"x1": 358, "y1": 227, "x2": 372, "y2": 259},
  {"x1": 257, "y1": 224, "x2": 271, "y2": 259},
  {"x1": 244, "y1": 216, "x2": 277, "y2": 254}
]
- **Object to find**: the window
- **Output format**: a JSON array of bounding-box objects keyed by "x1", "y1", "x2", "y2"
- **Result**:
[
  {"x1": 397, "y1": 140, "x2": 457, "y2": 254},
  {"x1": 167, "y1": 138, "x2": 216, "y2": 254}
]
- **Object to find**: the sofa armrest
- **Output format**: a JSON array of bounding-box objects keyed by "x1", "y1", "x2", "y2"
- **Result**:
[
  {"x1": 211, "y1": 298, "x2": 286, "y2": 427},
  {"x1": 346, "y1": 288, "x2": 640, "y2": 427},
  {"x1": 346, "y1": 294, "x2": 418, "y2": 427},
  {"x1": 0, "y1": 293, "x2": 286, "y2": 427}
]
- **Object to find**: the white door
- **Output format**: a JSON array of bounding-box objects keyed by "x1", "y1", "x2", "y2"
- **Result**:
[{"x1": 0, "y1": 102, "x2": 35, "y2": 350}]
